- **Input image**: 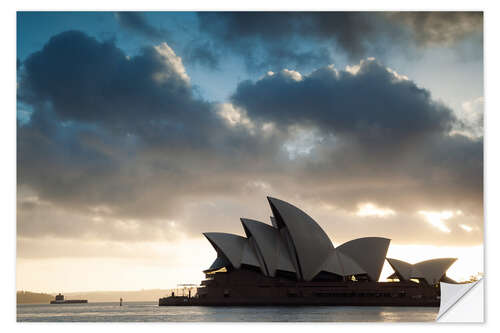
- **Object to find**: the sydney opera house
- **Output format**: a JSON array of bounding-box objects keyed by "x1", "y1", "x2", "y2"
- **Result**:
[{"x1": 160, "y1": 197, "x2": 457, "y2": 306}]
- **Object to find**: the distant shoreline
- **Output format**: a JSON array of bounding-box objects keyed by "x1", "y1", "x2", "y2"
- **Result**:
[
  {"x1": 17, "y1": 291, "x2": 54, "y2": 304},
  {"x1": 18, "y1": 300, "x2": 161, "y2": 305},
  {"x1": 17, "y1": 290, "x2": 172, "y2": 304}
]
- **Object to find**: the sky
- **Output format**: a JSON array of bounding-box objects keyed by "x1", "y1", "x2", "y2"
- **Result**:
[{"x1": 16, "y1": 11, "x2": 484, "y2": 292}]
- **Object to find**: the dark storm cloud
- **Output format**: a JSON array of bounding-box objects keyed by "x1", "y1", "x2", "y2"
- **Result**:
[
  {"x1": 197, "y1": 12, "x2": 482, "y2": 71},
  {"x1": 115, "y1": 12, "x2": 165, "y2": 39},
  {"x1": 19, "y1": 30, "x2": 217, "y2": 147},
  {"x1": 197, "y1": 12, "x2": 341, "y2": 71},
  {"x1": 17, "y1": 30, "x2": 482, "y2": 248},
  {"x1": 232, "y1": 60, "x2": 454, "y2": 151}
]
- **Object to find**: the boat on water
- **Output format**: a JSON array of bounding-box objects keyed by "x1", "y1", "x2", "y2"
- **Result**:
[
  {"x1": 50, "y1": 293, "x2": 88, "y2": 304},
  {"x1": 159, "y1": 197, "x2": 457, "y2": 307}
]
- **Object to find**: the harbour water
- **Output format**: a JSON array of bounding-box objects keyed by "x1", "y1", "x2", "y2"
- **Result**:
[{"x1": 17, "y1": 302, "x2": 438, "y2": 322}]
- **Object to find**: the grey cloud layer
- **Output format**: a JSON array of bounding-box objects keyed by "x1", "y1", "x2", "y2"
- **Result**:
[
  {"x1": 196, "y1": 12, "x2": 482, "y2": 71},
  {"x1": 387, "y1": 12, "x2": 483, "y2": 46},
  {"x1": 115, "y1": 12, "x2": 166, "y2": 39},
  {"x1": 17, "y1": 30, "x2": 482, "y2": 251}
]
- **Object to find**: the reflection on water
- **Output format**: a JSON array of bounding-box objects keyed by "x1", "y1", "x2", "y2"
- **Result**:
[{"x1": 17, "y1": 302, "x2": 438, "y2": 322}]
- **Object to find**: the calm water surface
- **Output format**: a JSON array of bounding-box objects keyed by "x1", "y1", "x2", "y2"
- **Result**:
[{"x1": 17, "y1": 302, "x2": 438, "y2": 322}]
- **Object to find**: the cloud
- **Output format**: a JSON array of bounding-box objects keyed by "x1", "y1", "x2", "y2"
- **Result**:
[
  {"x1": 196, "y1": 12, "x2": 335, "y2": 71},
  {"x1": 452, "y1": 96, "x2": 483, "y2": 139},
  {"x1": 17, "y1": 31, "x2": 286, "y2": 239},
  {"x1": 195, "y1": 12, "x2": 482, "y2": 72},
  {"x1": 18, "y1": 31, "x2": 213, "y2": 145},
  {"x1": 114, "y1": 12, "x2": 165, "y2": 39},
  {"x1": 356, "y1": 203, "x2": 396, "y2": 218},
  {"x1": 387, "y1": 12, "x2": 483, "y2": 47},
  {"x1": 230, "y1": 60, "x2": 483, "y2": 219},
  {"x1": 459, "y1": 224, "x2": 473, "y2": 232},
  {"x1": 232, "y1": 59, "x2": 455, "y2": 151},
  {"x1": 17, "y1": 31, "x2": 482, "y2": 253},
  {"x1": 18, "y1": 31, "x2": 221, "y2": 219},
  {"x1": 418, "y1": 210, "x2": 454, "y2": 233}
]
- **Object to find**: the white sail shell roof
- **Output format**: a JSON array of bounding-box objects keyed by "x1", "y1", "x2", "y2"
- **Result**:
[
  {"x1": 205, "y1": 255, "x2": 231, "y2": 272},
  {"x1": 276, "y1": 238, "x2": 297, "y2": 274},
  {"x1": 319, "y1": 249, "x2": 344, "y2": 276},
  {"x1": 241, "y1": 218, "x2": 296, "y2": 277},
  {"x1": 241, "y1": 218, "x2": 277, "y2": 276},
  {"x1": 413, "y1": 258, "x2": 457, "y2": 284},
  {"x1": 241, "y1": 240, "x2": 261, "y2": 268},
  {"x1": 386, "y1": 258, "x2": 413, "y2": 281},
  {"x1": 267, "y1": 197, "x2": 333, "y2": 281},
  {"x1": 336, "y1": 251, "x2": 367, "y2": 276},
  {"x1": 204, "y1": 232, "x2": 259, "y2": 270},
  {"x1": 337, "y1": 237, "x2": 390, "y2": 281},
  {"x1": 387, "y1": 257, "x2": 457, "y2": 284}
]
